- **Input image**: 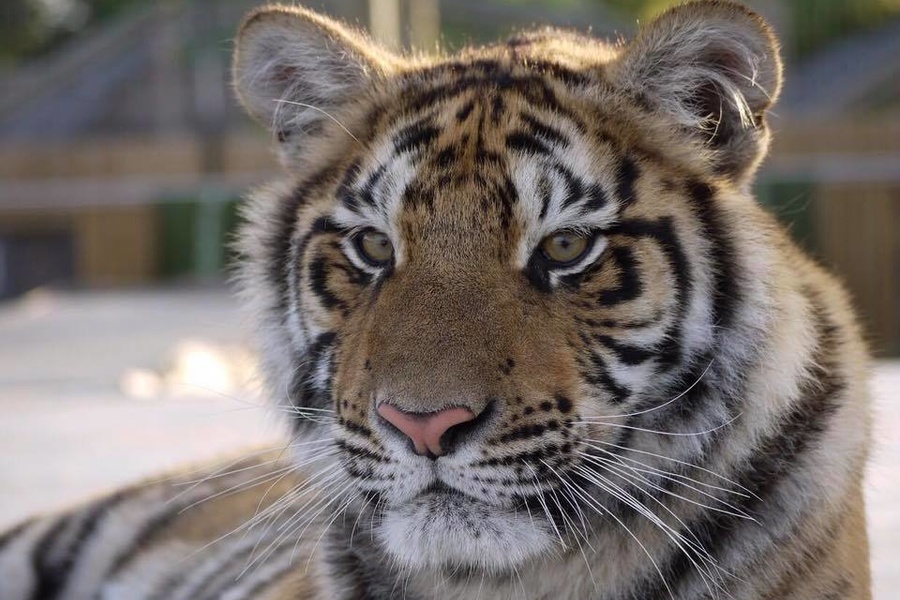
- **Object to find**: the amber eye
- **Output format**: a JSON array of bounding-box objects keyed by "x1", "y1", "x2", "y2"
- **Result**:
[
  {"x1": 356, "y1": 230, "x2": 394, "y2": 266},
  {"x1": 540, "y1": 231, "x2": 590, "y2": 265}
]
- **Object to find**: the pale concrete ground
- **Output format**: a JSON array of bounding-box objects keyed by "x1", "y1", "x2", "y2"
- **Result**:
[
  {"x1": 0, "y1": 288, "x2": 896, "y2": 597},
  {"x1": 0, "y1": 287, "x2": 283, "y2": 525}
]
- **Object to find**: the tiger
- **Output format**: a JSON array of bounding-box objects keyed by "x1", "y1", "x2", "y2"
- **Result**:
[{"x1": 0, "y1": 1, "x2": 872, "y2": 598}]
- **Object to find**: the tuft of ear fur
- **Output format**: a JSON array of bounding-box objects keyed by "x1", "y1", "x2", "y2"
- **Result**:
[
  {"x1": 233, "y1": 6, "x2": 398, "y2": 163},
  {"x1": 610, "y1": 0, "x2": 782, "y2": 181}
]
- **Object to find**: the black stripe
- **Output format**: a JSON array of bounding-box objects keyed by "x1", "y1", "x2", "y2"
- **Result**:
[
  {"x1": 537, "y1": 174, "x2": 552, "y2": 220},
  {"x1": 289, "y1": 331, "x2": 337, "y2": 424},
  {"x1": 403, "y1": 77, "x2": 478, "y2": 114},
  {"x1": 631, "y1": 300, "x2": 846, "y2": 598},
  {"x1": 335, "y1": 439, "x2": 389, "y2": 464},
  {"x1": 497, "y1": 423, "x2": 549, "y2": 443},
  {"x1": 103, "y1": 505, "x2": 184, "y2": 583},
  {"x1": 393, "y1": 121, "x2": 440, "y2": 155},
  {"x1": 358, "y1": 164, "x2": 387, "y2": 209},
  {"x1": 291, "y1": 218, "x2": 347, "y2": 343},
  {"x1": 0, "y1": 518, "x2": 32, "y2": 555},
  {"x1": 521, "y1": 113, "x2": 567, "y2": 147},
  {"x1": 332, "y1": 260, "x2": 373, "y2": 287},
  {"x1": 308, "y1": 251, "x2": 347, "y2": 312},
  {"x1": 580, "y1": 332, "x2": 631, "y2": 404},
  {"x1": 523, "y1": 250, "x2": 553, "y2": 292},
  {"x1": 525, "y1": 59, "x2": 591, "y2": 88},
  {"x1": 597, "y1": 246, "x2": 643, "y2": 306},
  {"x1": 490, "y1": 95, "x2": 505, "y2": 124},
  {"x1": 614, "y1": 155, "x2": 639, "y2": 208},
  {"x1": 265, "y1": 167, "x2": 340, "y2": 317},
  {"x1": 584, "y1": 183, "x2": 609, "y2": 211},
  {"x1": 594, "y1": 334, "x2": 655, "y2": 366},
  {"x1": 686, "y1": 180, "x2": 740, "y2": 331},
  {"x1": 292, "y1": 218, "x2": 345, "y2": 288},
  {"x1": 192, "y1": 543, "x2": 264, "y2": 600},
  {"x1": 487, "y1": 174, "x2": 518, "y2": 234},
  {"x1": 434, "y1": 145, "x2": 458, "y2": 170},
  {"x1": 643, "y1": 352, "x2": 715, "y2": 425},
  {"x1": 606, "y1": 217, "x2": 693, "y2": 365},
  {"x1": 551, "y1": 163, "x2": 584, "y2": 210},
  {"x1": 402, "y1": 179, "x2": 436, "y2": 211},
  {"x1": 104, "y1": 465, "x2": 279, "y2": 586},
  {"x1": 581, "y1": 314, "x2": 664, "y2": 330},
  {"x1": 506, "y1": 131, "x2": 550, "y2": 156},
  {"x1": 336, "y1": 160, "x2": 362, "y2": 212},
  {"x1": 455, "y1": 100, "x2": 475, "y2": 121},
  {"x1": 340, "y1": 418, "x2": 374, "y2": 438},
  {"x1": 29, "y1": 517, "x2": 69, "y2": 600},
  {"x1": 29, "y1": 491, "x2": 127, "y2": 600},
  {"x1": 401, "y1": 69, "x2": 582, "y2": 128}
]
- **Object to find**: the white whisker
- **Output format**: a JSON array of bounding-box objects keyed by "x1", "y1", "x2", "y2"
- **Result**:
[
  {"x1": 272, "y1": 99, "x2": 362, "y2": 144},
  {"x1": 591, "y1": 359, "x2": 715, "y2": 419},
  {"x1": 575, "y1": 411, "x2": 742, "y2": 437}
]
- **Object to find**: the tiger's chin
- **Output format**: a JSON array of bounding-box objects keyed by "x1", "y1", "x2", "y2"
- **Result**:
[{"x1": 375, "y1": 488, "x2": 555, "y2": 573}]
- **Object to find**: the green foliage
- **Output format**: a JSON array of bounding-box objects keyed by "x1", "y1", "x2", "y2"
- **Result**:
[
  {"x1": 789, "y1": 0, "x2": 900, "y2": 58},
  {"x1": 158, "y1": 197, "x2": 241, "y2": 279},
  {"x1": 601, "y1": 0, "x2": 900, "y2": 59},
  {"x1": 0, "y1": 0, "x2": 145, "y2": 66},
  {"x1": 0, "y1": 1, "x2": 58, "y2": 63}
]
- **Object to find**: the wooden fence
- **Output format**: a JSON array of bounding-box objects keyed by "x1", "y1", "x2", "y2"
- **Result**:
[
  {"x1": 763, "y1": 120, "x2": 900, "y2": 355},
  {"x1": 0, "y1": 121, "x2": 897, "y2": 352}
]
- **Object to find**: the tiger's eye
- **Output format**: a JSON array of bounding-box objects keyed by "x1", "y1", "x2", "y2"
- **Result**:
[
  {"x1": 358, "y1": 230, "x2": 394, "y2": 265},
  {"x1": 541, "y1": 232, "x2": 589, "y2": 265}
]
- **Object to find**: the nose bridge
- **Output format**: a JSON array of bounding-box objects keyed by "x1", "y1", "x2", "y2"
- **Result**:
[{"x1": 368, "y1": 264, "x2": 513, "y2": 413}]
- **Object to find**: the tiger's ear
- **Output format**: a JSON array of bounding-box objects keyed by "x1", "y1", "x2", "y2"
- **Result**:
[
  {"x1": 233, "y1": 6, "x2": 397, "y2": 163},
  {"x1": 610, "y1": 0, "x2": 782, "y2": 182}
]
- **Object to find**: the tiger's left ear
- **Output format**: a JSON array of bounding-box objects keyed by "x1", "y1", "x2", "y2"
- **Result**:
[{"x1": 609, "y1": 0, "x2": 783, "y2": 182}]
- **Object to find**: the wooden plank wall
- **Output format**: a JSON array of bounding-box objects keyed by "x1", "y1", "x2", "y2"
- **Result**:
[
  {"x1": 814, "y1": 185, "x2": 899, "y2": 355},
  {"x1": 0, "y1": 123, "x2": 896, "y2": 352},
  {"x1": 767, "y1": 121, "x2": 899, "y2": 355}
]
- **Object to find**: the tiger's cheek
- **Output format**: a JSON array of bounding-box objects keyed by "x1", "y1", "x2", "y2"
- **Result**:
[{"x1": 299, "y1": 236, "x2": 374, "y2": 333}]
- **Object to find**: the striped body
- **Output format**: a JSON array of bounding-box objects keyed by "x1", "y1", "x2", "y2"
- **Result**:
[
  {"x1": 0, "y1": 2, "x2": 871, "y2": 598},
  {"x1": 0, "y1": 453, "x2": 320, "y2": 599}
]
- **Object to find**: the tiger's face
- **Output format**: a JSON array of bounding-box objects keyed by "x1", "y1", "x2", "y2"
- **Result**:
[{"x1": 234, "y1": 1, "x2": 781, "y2": 575}]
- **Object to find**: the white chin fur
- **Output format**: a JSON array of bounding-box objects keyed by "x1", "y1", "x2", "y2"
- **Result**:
[{"x1": 376, "y1": 493, "x2": 555, "y2": 573}]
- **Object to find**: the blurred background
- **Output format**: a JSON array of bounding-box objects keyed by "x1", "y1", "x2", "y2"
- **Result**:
[{"x1": 0, "y1": 0, "x2": 897, "y2": 595}]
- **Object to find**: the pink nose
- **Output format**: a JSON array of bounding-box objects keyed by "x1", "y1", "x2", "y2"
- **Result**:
[{"x1": 377, "y1": 404, "x2": 476, "y2": 457}]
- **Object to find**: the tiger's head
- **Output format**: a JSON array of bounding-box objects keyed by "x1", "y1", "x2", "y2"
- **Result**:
[{"x1": 233, "y1": 0, "x2": 782, "y2": 576}]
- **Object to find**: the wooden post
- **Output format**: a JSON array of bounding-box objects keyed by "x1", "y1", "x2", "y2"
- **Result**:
[
  {"x1": 409, "y1": 0, "x2": 440, "y2": 54},
  {"x1": 369, "y1": 0, "x2": 402, "y2": 50}
]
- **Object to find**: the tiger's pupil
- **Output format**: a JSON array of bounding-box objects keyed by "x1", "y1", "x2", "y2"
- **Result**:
[
  {"x1": 359, "y1": 231, "x2": 394, "y2": 264},
  {"x1": 541, "y1": 232, "x2": 589, "y2": 264}
]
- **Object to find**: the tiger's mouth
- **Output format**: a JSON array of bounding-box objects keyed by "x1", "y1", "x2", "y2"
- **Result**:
[
  {"x1": 375, "y1": 481, "x2": 557, "y2": 573},
  {"x1": 419, "y1": 480, "x2": 468, "y2": 499}
]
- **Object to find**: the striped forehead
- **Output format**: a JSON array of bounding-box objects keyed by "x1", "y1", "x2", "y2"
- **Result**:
[
  {"x1": 330, "y1": 130, "x2": 418, "y2": 243},
  {"x1": 505, "y1": 109, "x2": 622, "y2": 268},
  {"x1": 330, "y1": 94, "x2": 625, "y2": 262}
]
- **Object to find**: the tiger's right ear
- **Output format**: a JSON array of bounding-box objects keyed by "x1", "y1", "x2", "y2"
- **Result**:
[{"x1": 233, "y1": 6, "x2": 397, "y2": 160}]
